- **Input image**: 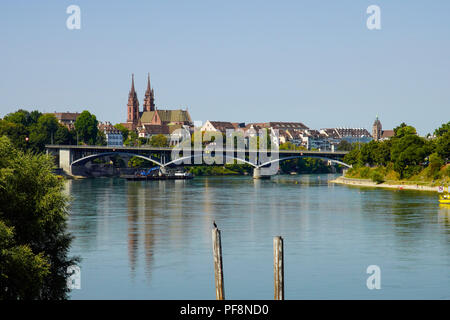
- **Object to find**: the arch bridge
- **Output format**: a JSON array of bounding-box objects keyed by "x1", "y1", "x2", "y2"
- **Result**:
[{"x1": 45, "y1": 145, "x2": 350, "y2": 177}]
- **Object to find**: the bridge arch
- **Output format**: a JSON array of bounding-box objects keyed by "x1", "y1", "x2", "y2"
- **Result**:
[
  {"x1": 164, "y1": 153, "x2": 258, "y2": 168},
  {"x1": 70, "y1": 152, "x2": 350, "y2": 171},
  {"x1": 257, "y1": 156, "x2": 352, "y2": 169},
  {"x1": 70, "y1": 152, "x2": 164, "y2": 167}
]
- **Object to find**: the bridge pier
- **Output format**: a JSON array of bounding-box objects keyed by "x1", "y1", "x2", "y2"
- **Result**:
[
  {"x1": 253, "y1": 168, "x2": 272, "y2": 179},
  {"x1": 159, "y1": 166, "x2": 167, "y2": 175},
  {"x1": 59, "y1": 148, "x2": 73, "y2": 175}
]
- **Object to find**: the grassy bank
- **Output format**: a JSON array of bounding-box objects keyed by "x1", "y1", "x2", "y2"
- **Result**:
[{"x1": 343, "y1": 164, "x2": 450, "y2": 187}]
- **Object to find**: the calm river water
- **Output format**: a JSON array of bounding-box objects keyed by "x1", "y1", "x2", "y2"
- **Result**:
[{"x1": 66, "y1": 175, "x2": 450, "y2": 299}]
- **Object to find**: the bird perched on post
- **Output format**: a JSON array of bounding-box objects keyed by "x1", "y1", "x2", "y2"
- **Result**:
[{"x1": 213, "y1": 220, "x2": 217, "y2": 229}]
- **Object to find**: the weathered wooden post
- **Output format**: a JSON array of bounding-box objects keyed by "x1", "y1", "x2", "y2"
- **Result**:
[
  {"x1": 273, "y1": 236, "x2": 284, "y2": 300},
  {"x1": 212, "y1": 227, "x2": 225, "y2": 300}
]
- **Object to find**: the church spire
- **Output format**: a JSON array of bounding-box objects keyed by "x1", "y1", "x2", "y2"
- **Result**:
[
  {"x1": 127, "y1": 73, "x2": 140, "y2": 124},
  {"x1": 130, "y1": 73, "x2": 135, "y2": 93},
  {"x1": 143, "y1": 73, "x2": 155, "y2": 112},
  {"x1": 372, "y1": 115, "x2": 382, "y2": 141}
]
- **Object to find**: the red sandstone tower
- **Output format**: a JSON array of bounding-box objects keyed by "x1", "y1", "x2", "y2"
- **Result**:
[
  {"x1": 143, "y1": 73, "x2": 156, "y2": 112},
  {"x1": 127, "y1": 74, "x2": 140, "y2": 124}
]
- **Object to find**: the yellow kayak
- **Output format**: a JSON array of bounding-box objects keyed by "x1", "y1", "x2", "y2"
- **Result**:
[{"x1": 439, "y1": 193, "x2": 450, "y2": 204}]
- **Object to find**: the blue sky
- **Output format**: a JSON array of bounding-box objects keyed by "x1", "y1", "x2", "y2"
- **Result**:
[{"x1": 1, "y1": 0, "x2": 449, "y2": 135}]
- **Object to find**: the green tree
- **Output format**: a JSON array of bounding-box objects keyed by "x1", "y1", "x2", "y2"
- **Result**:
[
  {"x1": 434, "y1": 121, "x2": 450, "y2": 137},
  {"x1": 337, "y1": 140, "x2": 353, "y2": 151},
  {"x1": 343, "y1": 147, "x2": 361, "y2": 167},
  {"x1": 297, "y1": 158, "x2": 331, "y2": 174},
  {"x1": 138, "y1": 137, "x2": 148, "y2": 146},
  {"x1": 74, "y1": 111, "x2": 98, "y2": 145},
  {"x1": 435, "y1": 131, "x2": 450, "y2": 161},
  {"x1": 394, "y1": 123, "x2": 417, "y2": 138},
  {"x1": 96, "y1": 130, "x2": 107, "y2": 146},
  {"x1": 428, "y1": 152, "x2": 444, "y2": 177},
  {"x1": 359, "y1": 140, "x2": 379, "y2": 166},
  {"x1": 54, "y1": 125, "x2": 75, "y2": 145},
  {"x1": 0, "y1": 221, "x2": 50, "y2": 300},
  {"x1": 149, "y1": 134, "x2": 168, "y2": 148},
  {"x1": 391, "y1": 135, "x2": 431, "y2": 178},
  {"x1": 3, "y1": 109, "x2": 41, "y2": 128},
  {"x1": 27, "y1": 114, "x2": 60, "y2": 153},
  {"x1": 0, "y1": 136, "x2": 78, "y2": 299},
  {"x1": 38, "y1": 114, "x2": 60, "y2": 144},
  {"x1": 127, "y1": 156, "x2": 154, "y2": 168},
  {"x1": 0, "y1": 120, "x2": 29, "y2": 151},
  {"x1": 279, "y1": 141, "x2": 298, "y2": 150},
  {"x1": 371, "y1": 170, "x2": 385, "y2": 184},
  {"x1": 0, "y1": 110, "x2": 52, "y2": 152},
  {"x1": 373, "y1": 140, "x2": 391, "y2": 166},
  {"x1": 124, "y1": 131, "x2": 138, "y2": 146}
]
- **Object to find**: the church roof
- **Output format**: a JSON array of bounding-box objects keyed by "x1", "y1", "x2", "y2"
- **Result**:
[
  {"x1": 381, "y1": 130, "x2": 394, "y2": 139},
  {"x1": 141, "y1": 124, "x2": 170, "y2": 135},
  {"x1": 140, "y1": 111, "x2": 156, "y2": 123},
  {"x1": 156, "y1": 109, "x2": 192, "y2": 123},
  {"x1": 140, "y1": 109, "x2": 192, "y2": 124}
]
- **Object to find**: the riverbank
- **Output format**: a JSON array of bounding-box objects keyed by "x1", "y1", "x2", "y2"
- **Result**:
[
  {"x1": 53, "y1": 169, "x2": 86, "y2": 180},
  {"x1": 330, "y1": 176, "x2": 439, "y2": 192}
]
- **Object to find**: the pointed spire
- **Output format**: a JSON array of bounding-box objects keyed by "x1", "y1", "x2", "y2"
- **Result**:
[
  {"x1": 127, "y1": 73, "x2": 139, "y2": 124},
  {"x1": 130, "y1": 73, "x2": 135, "y2": 93},
  {"x1": 143, "y1": 72, "x2": 156, "y2": 112}
]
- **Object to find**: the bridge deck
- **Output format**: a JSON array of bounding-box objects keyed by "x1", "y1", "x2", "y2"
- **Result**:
[{"x1": 45, "y1": 144, "x2": 348, "y2": 156}]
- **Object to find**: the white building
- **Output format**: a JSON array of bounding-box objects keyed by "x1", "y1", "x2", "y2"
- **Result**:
[{"x1": 99, "y1": 122, "x2": 123, "y2": 147}]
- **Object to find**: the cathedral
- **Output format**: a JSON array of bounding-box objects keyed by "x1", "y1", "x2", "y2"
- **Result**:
[
  {"x1": 122, "y1": 74, "x2": 193, "y2": 138},
  {"x1": 372, "y1": 116, "x2": 382, "y2": 141},
  {"x1": 372, "y1": 116, "x2": 394, "y2": 141}
]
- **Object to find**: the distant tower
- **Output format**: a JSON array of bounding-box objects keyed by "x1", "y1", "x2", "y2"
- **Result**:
[
  {"x1": 143, "y1": 73, "x2": 155, "y2": 112},
  {"x1": 372, "y1": 116, "x2": 382, "y2": 141},
  {"x1": 127, "y1": 74, "x2": 140, "y2": 124}
]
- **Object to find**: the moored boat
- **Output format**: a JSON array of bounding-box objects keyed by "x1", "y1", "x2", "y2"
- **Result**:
[
  {"x1": 122, "y1": 167, "x2": 193, "y2": 181},
  {"x1": 439, "y1": 193, "x2": 450, "y2": 204},
  {"x1": 438, "y1": 186, "x2": 450, "y2": 204}
]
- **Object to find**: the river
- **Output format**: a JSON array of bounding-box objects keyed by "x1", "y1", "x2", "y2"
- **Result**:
[{"x1": 66, "y1": 174, "x2": 450, "y2": 299}]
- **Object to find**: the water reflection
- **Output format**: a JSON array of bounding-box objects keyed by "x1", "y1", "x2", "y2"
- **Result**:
[
  {"x1": 439, "y1": 204, "x2": 450, "y2": 230},
  {"x1": 67, "y1": 175, "x2": 450, "y2": 299},
  {"x1": 126, "y1": 182, "x2": 139, "y2": 275}
]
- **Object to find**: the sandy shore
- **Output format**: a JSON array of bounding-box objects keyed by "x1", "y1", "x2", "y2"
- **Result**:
[{"x1": 330, "y1": 176, "x2": 439, "y2": 193}]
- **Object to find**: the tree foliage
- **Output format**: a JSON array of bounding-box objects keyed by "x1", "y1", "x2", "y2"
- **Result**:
[
  {"x1": 28, "y1": 114, "x2": 60, "y2": 152},
  {"x1": 345, "y1": 122, "x2": 448, "y2": 180},
  {"x1": 0, "y1": 221, "x2": 50, "y2": 300},
  {"x1": 390, "y1": 134, "x2": 431, "y2": 178},
  {"x1": 337, "y1": 140, "x2": 353, "y2": 151},
  {"x1": 394, "y1": 123, "x2": 417, "y2": 138},
  {"x1": 0, "y1": 109, "x2": 78, "y2": 152},
  {"x1": 435, "y1": 131, "x2": 450, "y2": 161},
  {"x1": 74, "y1": 111, "x2": 98, "y2": 145},
  {"x1": 279, "y1": 141, "x2": 305, "y2": 151},
  {"x1": 0, "y1": 136, "x2": 78, "y2": 299},
  {"x1": 434, "y1": 121, "x2": 450, "y2": 137},
  {"x1": 149, "y1": 134, "x2": 168, "y2": 148}
]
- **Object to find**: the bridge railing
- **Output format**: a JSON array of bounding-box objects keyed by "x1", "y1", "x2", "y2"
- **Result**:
[{"x1": 45, "y1": 144, "x2": 348, "y2": 155}]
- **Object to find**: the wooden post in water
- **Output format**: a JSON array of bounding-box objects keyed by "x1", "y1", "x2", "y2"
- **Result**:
[
  {"x1": 273, "y1": 236, "x2": 284, "y2": 300},
  {"x1": 212, "y1": 227, "x2": 225, "y2": 300}
]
